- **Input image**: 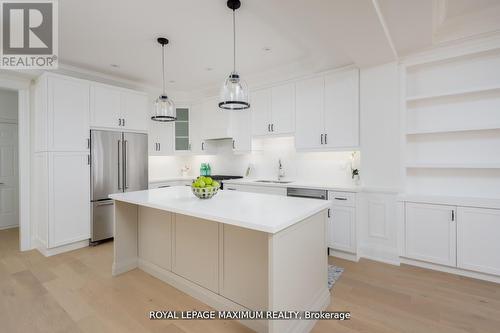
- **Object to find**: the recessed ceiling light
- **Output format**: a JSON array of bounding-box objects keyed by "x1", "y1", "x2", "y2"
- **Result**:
[
  {"x1": 263, "y1": 47, "x2": 271, "y2": 52},
  {"x1": 110, "y1": 64, "x2": 120, "y2": 68},
  {"x1": 169, "y1": 80, "x2": 175, "y2": 83},
  {"x1": 206, "y1": 67, "x2": 213, "y2": 71}
]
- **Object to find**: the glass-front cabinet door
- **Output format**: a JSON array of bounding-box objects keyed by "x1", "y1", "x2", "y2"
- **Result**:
[{"x1": 174, "y1": 108, "x2": 190, "y2": 151}]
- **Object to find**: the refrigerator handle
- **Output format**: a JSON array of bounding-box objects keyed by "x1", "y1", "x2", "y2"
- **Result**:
[
  {"x1": 124, "y1": 140, "x2": 129, "y2": 189},
  {"x1": 117, "y1": 140, "x2": 122, "y2": 190}
]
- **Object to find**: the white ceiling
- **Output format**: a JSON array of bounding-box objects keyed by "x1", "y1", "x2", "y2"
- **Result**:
[{"x1": 57, "y1": 0, "x2": 500, "y2": 93}]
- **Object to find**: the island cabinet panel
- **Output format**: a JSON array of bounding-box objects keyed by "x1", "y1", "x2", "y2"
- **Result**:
[
  {"x1": 221, "y1": 225, "x2": 269, "y2": 310},
  {"x1": 138, "y1": 207, "x2": 173, "y2": 271},
  {"x1": 173, "y1": 214, "x2": 219, "y2": 293}
]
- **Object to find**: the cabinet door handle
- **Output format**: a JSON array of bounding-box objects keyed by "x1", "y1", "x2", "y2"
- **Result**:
[
  {"x1": 325, "y1": 133, "x2": 327, "y2": 144},
  {"x1": 122, "y1": 118, "x2": 125, "y2": 127},
  {"x1": 202, "y1": 142, "x2": 204, "y2": 150},
  {"x1": 334, "y1": 197, "x2": 347, "y2": 201},
  {"x1": 158, "y1": 185, "x2": 171, "y2": 188},
  {"x1": 321, "y1": 134, "x2": 324, "y2": 144},
  {"x1": 232, "y1": 140, "x2": 235, "y2": 149},
  {"x1": 158, "y1": 142, "x2": 160, "y2": 151},
  {"x1": 87, "y1": 138, "x2": 90, "y2": 149},
  {"x1": 327, "y1": 208, "x2": 331, "y2": 218},
  {"x1": 226, "y1": 188, "x2": 236, "y2": 191},
  {"x1": 118, "y1": 118, "x2": 121, "y2": 126},
  {"x1": 268, "y1": 124, "x2": 270, "y2": 132},
  {"x1": 451, "y1": 210, "x2": 455, "y2": 221},
  {"x1": 272, "y1": 124, "x2": 274, "y2": 132},
  {"x1": 87, "y1": 154, "x2": 90, "y2": 165}
]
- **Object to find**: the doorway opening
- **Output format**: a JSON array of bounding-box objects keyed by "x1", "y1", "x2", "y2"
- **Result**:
[{"x1": 0, "y1": 88, "x2": 19, "y2": 232}]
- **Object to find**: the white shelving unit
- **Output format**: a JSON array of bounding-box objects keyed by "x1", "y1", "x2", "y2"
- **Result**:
[{"x1": 402, "y1": 49, "x2": 500, "y2": 200}]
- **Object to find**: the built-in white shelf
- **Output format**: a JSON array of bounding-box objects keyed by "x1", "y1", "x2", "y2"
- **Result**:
[
  {"x1": 406, "y1": 126, "x2": 500, "y2": 135},
  {"x1": 406, "y1": 85, "x2": 500, "y2": 103},
  {"x1": 406, "y1": 163, "x2": 500, "y2": 169}
]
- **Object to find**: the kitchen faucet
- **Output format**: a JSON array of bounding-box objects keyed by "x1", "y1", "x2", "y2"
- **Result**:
[{"x1": 278, "y1": 159, "x2": 285, "y2": 181}]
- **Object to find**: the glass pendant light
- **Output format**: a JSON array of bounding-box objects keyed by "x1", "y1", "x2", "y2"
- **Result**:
[
  {"x1": 152, "y1": 37, "x2": 176, "y2": 122},
  {"x1": 219, "y1": 0, "x2": 250, "y2": 110}
]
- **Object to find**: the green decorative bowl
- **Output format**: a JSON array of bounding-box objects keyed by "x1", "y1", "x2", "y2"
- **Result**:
[{"x1": 191, "y1": 185, "x2": 220, "y2": 199}]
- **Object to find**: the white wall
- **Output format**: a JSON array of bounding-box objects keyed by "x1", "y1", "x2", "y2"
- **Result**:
[
  {"x1": 150, "y1": 137, "x2": 359, "y2": 186},
  {"x1": 0, "y1": 89, "x2": 18, "y2": 123},
  {"x1": 357, "y1": 62, "x2": 401, "y2": 265}
]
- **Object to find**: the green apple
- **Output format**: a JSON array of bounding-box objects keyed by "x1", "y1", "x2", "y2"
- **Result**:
[{"x1": 212, "y1": 181, "x2": 220, "y2": 188}]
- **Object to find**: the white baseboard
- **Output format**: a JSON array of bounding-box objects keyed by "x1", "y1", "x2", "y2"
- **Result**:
[
  {"x1": 0, "y1": 224, "x2": 19, "y2": 230},
  {"x1": 112, "y1": 258, "x2": 138, "y2": 276},
  {"x1": 358, "y1": 245, "x2": 401, "y2": 266},
  {"x1": 286, "y1": 288, "x2": 331, "y2": 333},
  {"x1": 36, "y1": 239, "x2": 89, "y2": 257},
  {"x1": 138, "y1": 259, "x2": 267, "y2": 333},
  {"x1": 328, "y1": 248, "x2": 359, "y2": 262},
  {"x1": 401, "y1": 257, "x2": 500, "y2": 284}
]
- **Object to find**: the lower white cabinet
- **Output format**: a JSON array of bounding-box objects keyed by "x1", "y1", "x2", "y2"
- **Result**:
[
  {"x1": 328, "y1": 205, "x2": 356, "y2": 253},
  {"x1": 457, "y1": 207, "x2": 500, "y2": 276},
  {"x1": 34, "y1": 152, "x2": 91, "y2": 249},
  {"x1": 224, "y1": 183, "x2": 286, "y2": 196},
  {"x1": 328, "y1": 191, "x2": 356, "y2": 253},
  {"x1": 405, "y1": 203, "x2": 457, "y2": 267}
]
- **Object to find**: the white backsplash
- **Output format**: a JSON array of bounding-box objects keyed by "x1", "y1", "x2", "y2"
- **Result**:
[{"x1": 149, "y1": 137, "x2": 359, "y2": 186}]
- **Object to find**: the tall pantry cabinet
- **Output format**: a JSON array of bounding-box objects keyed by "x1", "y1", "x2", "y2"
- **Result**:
[{"x1": 33, "y1": 73, "x2": 91, "y2": 252}]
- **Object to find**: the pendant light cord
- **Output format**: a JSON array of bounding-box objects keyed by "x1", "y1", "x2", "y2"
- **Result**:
[
  {"x1": 233, "y1": 9, "x2": 236, "y2": 73},
  {"x1": 161, "y1": 44, "x2": 166, "y2": 95}
]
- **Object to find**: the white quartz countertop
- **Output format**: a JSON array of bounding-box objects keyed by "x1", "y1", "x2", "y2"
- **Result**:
[
  {"x1": 109, "y1": 186, "x2": 330, "y2": 234},
  {"x1": 223, "y1": 178, "x2": 361, "y2": 192}
]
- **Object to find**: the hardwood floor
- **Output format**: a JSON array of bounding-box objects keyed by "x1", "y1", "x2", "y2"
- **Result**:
[{"x1": 1, "y1": 228, "x2": 500, "y2": 333}]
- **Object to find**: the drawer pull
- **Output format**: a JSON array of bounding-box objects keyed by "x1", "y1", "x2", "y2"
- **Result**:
[
  {"x1": 334, "y1": 197, "x2": 348, "y2": 201},
  {"x1": 226, "y1": 188, "x2": 237, "y2": 191}
]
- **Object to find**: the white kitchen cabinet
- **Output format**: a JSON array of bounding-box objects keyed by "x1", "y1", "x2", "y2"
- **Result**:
[
  {"x1": 271, "y1": 83, "x2": 295, "y2": 134},
  {"x1": 295, "y1": 76, "x2": 324, "y2": 150},
  {"x1": 149, "y1": 180, "x2": 193, "y2": 189},
  {"x1": 90, "y1": 83, "x2": 148, "y2": 132},
  {"x1": 328, "y1": 205, "x2": 356, "y2": 253},
  {"x1": 457, "y1": 207, "x2": 500, "y2": 276},
  {"x1": 230, "y1": 109, "x2": 252, "y2": 153},
  {"x1": 202, "y1": 97, "x2": 232, "y2": 140},
  {"x1": 328, "y1": 190, "x2": 356, "y2": 253},
  {"x1": 251, "y1": 83, "x2": 295, "y2": 137},
  {"x1": 149, "y1": 120, "x2": 174, "y2": 155},
  {"x1": 121, "y1": 91, "x2": 149, "y2": 131},
  {"x1": 295, "y1": 68, "x2": 360, "y2": 151},
  {"x1": 189, "y1": 102, "x2": 217, "y2": 155},
  {"x1": 251, "y1": 89, "x2": 271, "y2": 136},
  {"x1": 224, "y1": 183, "x2": 286, "y2": 196},
  {"x1": 324, "y1": 69, "x2": 359, "y2": 148},
  {"x1": 48, "y1": 152, "x2": 90, "y2": 248},
  {"x1": 90, "y1": 84, "x2": 122, "y2": 129},
  {"x1": 405, "y1": 203, "x2": 457, "y2": 267},
  {"x1": 34, "y1": 74, "x2": 90, "y2": 152}
]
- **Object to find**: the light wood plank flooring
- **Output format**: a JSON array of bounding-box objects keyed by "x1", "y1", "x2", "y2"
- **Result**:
[{"x1": 1, "y1": 228, "x2": 500, "y2": 333}]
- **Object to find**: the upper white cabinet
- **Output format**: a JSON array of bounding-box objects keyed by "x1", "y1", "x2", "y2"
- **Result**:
[
  {"x1": 230, "y1": 109, "x2": 252, "y2": 153},
  {"x1": 90, "y1": 83, "x2": 148, "y2": 132},
  {"x1": 202, "y1": 97, "x2": 232, "y2": 140},
  {"x1": 190, "y1": 102, "x2": 216, "y2": 154},
  {"x1": 34, "y1": 74, "x2": 90, "y2": 152},
  {"x1": 251, "y1": 83, "x2": 295, "y2": 136},
  {"x1": 295, "y1": 76, "x2": 324, "y2": 150},
  {"x1": 149, "y1": 120, "x2": 174, "y2": 155},
  {"x1": 295, "y1": 68, "x2": 359, "y2": 151},
  {"x1": 405, "y1": 203, "x2": 457, "y2": 267},
  {"x1": 457, "y1": 207, "x2": 500, "y2": 276},
  {"x1": 324, "y1": 70, "x2": 359, "y2": 148},
  {"x1": 89, "y1": 84, "x2": 121, "y2": 129},
  {"x1": 121, "y1": 91, "x2": 149, "y2": 131}
]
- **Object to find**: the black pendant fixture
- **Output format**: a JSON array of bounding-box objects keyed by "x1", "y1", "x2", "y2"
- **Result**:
[
  {"x1": 152, "y1": 37, "x2": 176, "y2": 122},
  {"x1": 219, "y1": 0, "x2": 250, "y2": 110}
]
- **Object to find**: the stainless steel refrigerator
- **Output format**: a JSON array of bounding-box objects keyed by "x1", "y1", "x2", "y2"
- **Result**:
[{"x1": 90, "y1": 130, "x2": 148, "y2": 243}]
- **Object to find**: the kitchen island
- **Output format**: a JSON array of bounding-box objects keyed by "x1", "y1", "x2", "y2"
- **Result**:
[{"x1": 110, "y1": 186, "x2": 331, "y2": 333}]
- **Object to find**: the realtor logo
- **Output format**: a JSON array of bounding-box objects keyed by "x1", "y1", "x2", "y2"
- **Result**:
[{"x1": 0, "y1": 0, "x2": 58, "y2": 68}]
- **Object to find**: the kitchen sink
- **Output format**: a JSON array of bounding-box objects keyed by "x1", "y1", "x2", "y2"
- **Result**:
[{"x1": 254, "y1": 180, "x2": 293, "y2": 184}]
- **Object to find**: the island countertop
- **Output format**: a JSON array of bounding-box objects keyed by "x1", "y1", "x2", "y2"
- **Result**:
[{"x1": 109, "y1": 186, "x2": 330, "y2": 234}]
